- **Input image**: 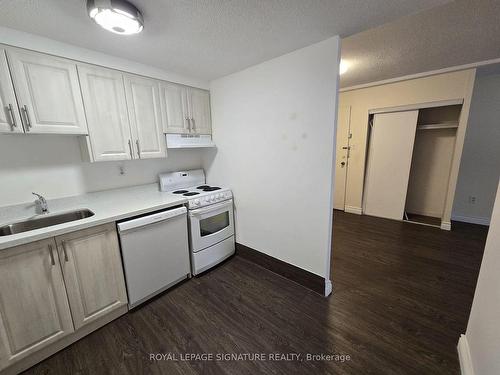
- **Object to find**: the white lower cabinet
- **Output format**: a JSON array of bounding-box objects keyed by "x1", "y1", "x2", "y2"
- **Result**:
[
  {"x1": 0, "y1": 224, "x2": 128, "y2": 373},
  {"x1": 0, "y1": 238, "x2": 74, "y2": 370},
  {"x1": 56, "y1": 224, "x2": 128, "y2": 330}
]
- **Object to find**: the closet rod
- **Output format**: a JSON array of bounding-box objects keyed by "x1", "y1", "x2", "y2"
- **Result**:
[{"x1": 417, "y1": 122, "x2": 459, "y2": 130}]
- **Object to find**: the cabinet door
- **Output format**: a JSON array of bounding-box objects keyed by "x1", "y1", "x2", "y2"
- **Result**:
[
  {"x1": 0, "y1": 239, "x2": 74, "y2": 370},
  {"x1": 188, "y1": 88, "x2": 212, "y2": 135},
  {"x1": 56, "y1": 223, "x2": 128, "y2": 330},
  {"x1": 160, "y1": 82, "x2": 189, "y2": 134},
  {"x1": 6, "y1": 48, "x2": 88, "y2": 134},
  {"x1": 0, "y1": 49, "x2": 22, "y2": 133},
  {"x1": 78, "y1": 65, "x2": 133, "y2": 162},
  {"x1": 124, "y1": 75, "x2": 166, "y2": 159}
]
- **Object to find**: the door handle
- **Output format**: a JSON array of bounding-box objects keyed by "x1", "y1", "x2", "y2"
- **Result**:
[
  {"x1": 48, "y1": 244, "x2": 55, "y2": 266},
  {"x1": 341, "y1": 161, "x2": 346, "y2": 167},
  {"x1": 7, "y1": 104, "x2": 17, "y2": 130},
  {"x1": 22, "y1": 105, "x2": 31, "y2": 130},
  {"x1": 61, "y1": 241, "x2": 69, "y2": 262},
  {"x1": 136, "y1": 140, "x2": 141, "y2": 158},
  {"x1": 342, "y1": 146, "x2": 350, "y2": 150},
  {"x1": 128, "y1": 139, "x2": 133, "y2": 158}
]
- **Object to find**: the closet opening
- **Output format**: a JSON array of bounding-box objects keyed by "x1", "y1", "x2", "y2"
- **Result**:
[{"x1": 403, "y1": 105, "x2": 462, "y2": 228}]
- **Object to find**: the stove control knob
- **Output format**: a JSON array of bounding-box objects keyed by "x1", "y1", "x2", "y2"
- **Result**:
[
  {"x1": 211, "y1": 196, "x2": 215, "y2": 202},
  {"x1": 193, "y1": 199, "x2": 200, "y2": 206},
  {"x1": 215, "y1": 194, "x2": 220, "y2": 199}
]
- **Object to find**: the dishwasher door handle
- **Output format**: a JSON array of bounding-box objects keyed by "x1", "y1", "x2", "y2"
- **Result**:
[{"x1": 117, "y1": 206, "x2": 187, "y2": 233}]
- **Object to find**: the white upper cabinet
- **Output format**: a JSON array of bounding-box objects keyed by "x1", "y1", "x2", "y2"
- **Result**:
[
  {"x1": 78, "y1": 65, "x2": 133, "y2": 162},
  {"x1": 160, "y1": 82, "x2": 189, "y2": 134},
  {"x1": 0, "y1": 239, "x2": 74, "y2": 370},
  {"x1": 124, "y1": 74, "x2": 166, "y2": 159},
  {"x1": 188, "y1": 88, "x2": 212, "y2": 135},
  {"x1": 6, "y1": 48, "x2": 88, "y2": 135},
  {"x1": 0, "y1": 49, "x2": 22, "y2": 133},
  {"x1": 161, "y1": 83, "x2": 211, "y2": 135}
]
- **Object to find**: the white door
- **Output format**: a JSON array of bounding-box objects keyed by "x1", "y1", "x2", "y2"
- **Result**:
[
  {"x1": 6, "y1": 48, "x2": 88, "y2": 134},
  {"x1": 188, "y1": 88, "x2": 212, "y2": 135},
  {"x1": 0, "y1": 49, "x2": 22, "y2": 133},
  {"x1": 56, "y1": 223, "x2": 128, "y2": 330},
  {"x1": 124, "y1": 74, "x2": 166, "y2": 159},
  {"x1": 363, "y1": 110, "x2": 418, "y2": 220},
  {"x1": 78, "y1": 65, "x2": 133, "y2": 161},
  {"x1": 0, "y1": 239, "x2": 74, "y2": 370},
  {"x1": 333, "y1": 106, "x2": 351, "y2": 210},
  {"x1": 160, "y1": 82, "x2": 189, "y2": 134}
]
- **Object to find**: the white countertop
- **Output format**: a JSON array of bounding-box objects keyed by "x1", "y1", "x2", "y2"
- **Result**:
[{"x1": 0, "y1": 184, "x2": 186, "y2": 250}]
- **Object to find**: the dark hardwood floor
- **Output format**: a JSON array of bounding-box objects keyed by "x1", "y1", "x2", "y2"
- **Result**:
[{"x1": 23, "y1": 211, "x2": 487, "y2": 375}]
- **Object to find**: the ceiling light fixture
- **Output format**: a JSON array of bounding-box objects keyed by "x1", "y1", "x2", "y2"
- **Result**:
[
  {"x1": 87, "y1": 0, "x2": 144, "y2": 35},
  {"x1": 339, "y1": 60, "x2": 349, "y2": 75}
]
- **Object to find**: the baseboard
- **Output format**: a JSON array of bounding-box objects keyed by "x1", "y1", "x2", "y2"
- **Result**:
[
  {"x1": 324, "y1": 279, "x2": 333, "y2": 297},
  {"x1": 441, "y1": 221, "x2": 452, "y2": 231},
  {"x1": 345, "y1": 205, "x2": 362, "y2": 215},
  {"x1": 452, "y1": 214, "x2": 490, "y2": 226},
  {"x1": 457, "y1": 334, "x2": 475, "y2": 375},
  {"x1": 235, "y1": 243, "x2": 328, "y2": 296},
  {"x1": 405, "y1": 208, "x2": 442, "y2": 218}
]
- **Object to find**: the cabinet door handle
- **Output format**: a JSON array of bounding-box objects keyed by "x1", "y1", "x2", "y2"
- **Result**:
[
  {"x1": 136, "y1": 140, "x2": 141, "y2": 158},
  {"x1": 48, "y1": 244, "x2": 55, "y2": 266},
  {"x1": 7, "y1": 104, "x2": 17, "y2": 130},
  {"x1": 128, "y1": 139, "x2": 133, "y2": 158},
  {"x1": 185, "y1": 116, "x2": 191, "y2": 132},
  {"x1": 61, "y1": 241, "x2": 69, "y2": 262},
  {"x1": 22, "y1": 105, "x2": 31, "y2": 130}
]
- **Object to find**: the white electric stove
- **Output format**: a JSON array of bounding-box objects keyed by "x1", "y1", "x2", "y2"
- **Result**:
[{"x1": 159, "y1": 169, "x2": 235, "y2": 275}]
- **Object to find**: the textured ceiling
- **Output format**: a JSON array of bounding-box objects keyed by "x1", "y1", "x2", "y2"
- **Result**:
[
  {"x1": 341, "y1": 0, "x2": 500, "y2": 88},
  {"x1": 0, "y1": 0, "x2": 449, "y2": 81}
]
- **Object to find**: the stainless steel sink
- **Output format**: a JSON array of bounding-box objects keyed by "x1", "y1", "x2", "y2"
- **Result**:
[{"x1": 0, "y1": 209, "x2": 95, "y2": 236}]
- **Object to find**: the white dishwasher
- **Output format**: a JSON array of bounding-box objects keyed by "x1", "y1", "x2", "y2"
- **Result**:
[{"x1": 117, "y1": 206, "x2": 190, "y2": 309}]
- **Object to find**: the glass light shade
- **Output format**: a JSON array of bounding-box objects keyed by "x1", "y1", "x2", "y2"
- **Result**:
[{"x1": 88, "y1": 0, "x2": 143, "y2": 35}]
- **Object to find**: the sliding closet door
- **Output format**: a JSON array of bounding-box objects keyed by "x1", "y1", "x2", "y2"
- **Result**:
[{"x1": 363, "y1": 111, "x2": 418, "y2": 220}]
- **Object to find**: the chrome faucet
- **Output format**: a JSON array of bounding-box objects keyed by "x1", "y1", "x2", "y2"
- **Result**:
[{"x1": 32, "y1": 192, "x2": 49, "y2": 214}]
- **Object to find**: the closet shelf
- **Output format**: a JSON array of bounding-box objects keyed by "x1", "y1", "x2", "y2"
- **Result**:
[{"x1": 417, "y1": 122, "x2": 459, "y2": 130}]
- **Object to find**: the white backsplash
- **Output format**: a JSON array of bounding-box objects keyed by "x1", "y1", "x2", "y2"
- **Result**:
[{"x1": 0, "y1": 134, "x2": 206, "y2": 207}]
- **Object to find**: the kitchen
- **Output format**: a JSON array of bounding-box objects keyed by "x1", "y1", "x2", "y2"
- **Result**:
[{"x1": 0, "y1": 1, "x2": 499, "y2": 374}]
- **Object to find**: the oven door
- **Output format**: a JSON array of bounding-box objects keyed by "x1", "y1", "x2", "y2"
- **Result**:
[{"x1": 189, "y1": 199, "x2": 234, "y2": 252}]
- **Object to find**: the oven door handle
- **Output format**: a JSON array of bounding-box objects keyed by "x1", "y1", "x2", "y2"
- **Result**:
[{"x1": 189, "y1": 200, "x2": 233, "y2": 216}]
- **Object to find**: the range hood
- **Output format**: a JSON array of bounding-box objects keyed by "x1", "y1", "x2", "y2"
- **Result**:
[{"x1": 166, "y1": 134, "x2": 216, "y2": 149}]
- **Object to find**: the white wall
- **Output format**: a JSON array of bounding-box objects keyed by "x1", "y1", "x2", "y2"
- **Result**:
[
  {"x1": 462, "y1": 181, "x2": 500, "y2": 375},
  {"x1": 453, "y1": 73, "x2": 500, "y2": 225},
  {"x1": 0, "y1": 135, "x2": 205, "y2": 207},
  {"x1": 205, "y1": 37, "x2": 340, "y2": 279}
]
